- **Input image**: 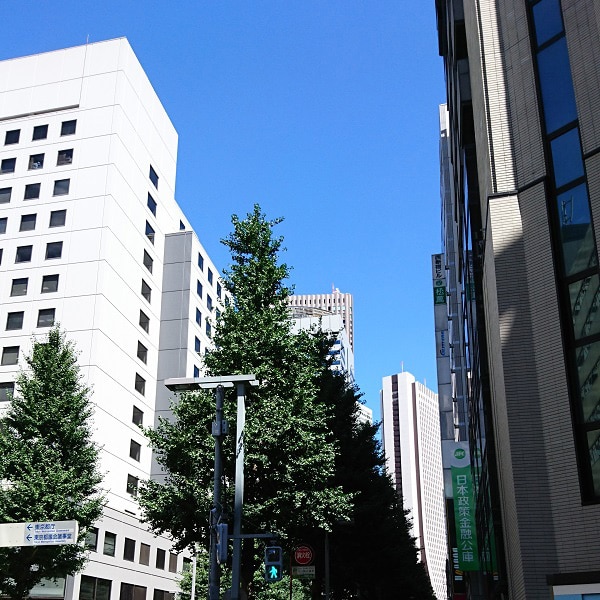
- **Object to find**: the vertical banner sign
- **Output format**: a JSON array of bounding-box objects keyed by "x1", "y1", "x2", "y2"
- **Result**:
[
  {"x1": 432, "y1": 255, "x2": 452, "y2": 418},
  {"x1": 451, "y1": 462, "x2": 480, "y2": 571}
]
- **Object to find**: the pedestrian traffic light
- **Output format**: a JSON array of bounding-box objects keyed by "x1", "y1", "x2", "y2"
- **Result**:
[
  {"x1": 264, "y1": 546, "x2": 283, "y2": 582},
  {"x1": 216, "y1": 523, "x2": 228, "y2": 564}
]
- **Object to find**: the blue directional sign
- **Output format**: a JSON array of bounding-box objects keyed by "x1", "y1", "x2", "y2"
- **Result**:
[{"x1": 25, "y1": 521, "x2": 79, "y2": 546}]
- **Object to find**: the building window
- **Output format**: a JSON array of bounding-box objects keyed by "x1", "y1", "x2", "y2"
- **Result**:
[
  {"x1": 194, "y1": 337, "x2": 200, "y2": 354},
  {"x1": 206, "y1": 321, "x2": 212, "y2": 338},
  {"x1": 28, "y1": 154, "x2": 44, "y2": 170},
  {"x1": 120, "y1": 584, "x2": 146, "y2": 600},
  {"x1": 6, "y1": 312, "x2": 24, "y2": 331},
  {"x1": 45, "y1": 241, "x2": 63, "y2": 260},
  {"x1": 32, "y1": 125, "x2": 48, "y2": 141},
  {"x1": 198, "y1": 253, "x2": 204, "y2": 271},
  {"x1": 79, "y1": 575, "x2": 111, "y2": 600},
  {"x1": 57, "y1": 149, "x2": 73, "y2": 166},
  {"x1": 0, "y1": 187, "x2": 11, "y2": 203},
  {"x1": 193, "y1": 365, "x2": 200, "y2": 378},
  {"x1": 126, "y1": 475, "x2": 139, "y2": 498},
  {"x1": 0, "y1": 382, "x2": 14, "y2": 402},
  {"x1": 168, "y1": 552, "x2": 177, "y2": 573},
  {"x1": 141, "y1": 280, "x2": 151, "y2": 303},
  {"x1": 139, "y1": 310, "x2": 150, "y2": 333},
  {"x1": 123, "y1": 537, "x2": 136, "y2": 561},
  {"x1": 53, "y1": 179, "x2": 70, "y2": 196},
  {"x1": 61, "y1": 120, "x2": 77, "y2": 136},
  {"x1": 130, "y1": 439, "x2": 141, "y2": 462},
  {"x1": 149, "y1": 165, "x2": 158, "y2": 188},
  {"x1": 0, "y1": 217, "x2": 7, "y2": 234},
  {"x1": 207, "y1": 295, "x2": 213, "y2": 312},
  {"x1": 37, "y1": 308, "x2": 55, "y2": 328},
  {"x1": 208, "y1": 268, "x2": 213, "y2": 285},
  {"x1": 24, "y1": 183, "x2": 41, "y2": 200},
  {"x1": 15, "y1": 245, "x2": 32, "y2": 263},
  {"x1": 155, "y1": 548, "x2": 166, "y2": 569},
  {"x1": 147, "y1": 193, "x2": 157, "y2": 216},
  {"x1": 217, "y1": 282, "x2": 222, "y2": 299},
  {"x1": 11, "y1": 278, "x2": 28, "y2": 296},
  {"x1": 145, "y1": 221, "x2": 155, "y2": 244},
  {"x1": 0, "y1": 249, "x2": 3, "y2": 265},
  {"x1": 154, "y1": 591, "x2": 174, "y2": 600},
  {"x1": 4, "y1": 129, "x2": 20, "y2": 145},
  {"x1": 19, "y1": 214, "x2": 36, "y2": 232},
  {"x1": 137, "y1": 341, "x2": 148, "y2": 364},
  {"x1": 103, "y1": 532, "x2": 116, "y2": 557},
  {"x1": 1, "y1": 346, "x2": 19, "y2": 366},
  {"x1": 49, "y1": 209, "x2": 67, "y2": 228},
  {"x1": 143, "y1": 250, "x2": 153, "y2": 273},
  {"x1": 139, "y1": 543, "x2": 150, "y2": 566},
  {"x1": 132, "y1": 405, "x2": 143, "y2": 427},
  {"x1": 41, "y1": 274, "x2": 59, "y2": 293},
  {"x1": 1, "y1": 158, "x2": 16, "y2": 174},
  {"x1": 179, "y1": 220, "x2": 185, "y2": 230},
  {"x1": 134, "y1": 374, "x2": 146, "y2": 396},
  {"x1": 195, "y1": 308, "x2": 201, "y2": 325},
  {"x1": 197, "y1": 281, "x2": 203, "y2": 298},
  {"x1": 85, "y1": 527, "x2": 98, "y2": 551}
]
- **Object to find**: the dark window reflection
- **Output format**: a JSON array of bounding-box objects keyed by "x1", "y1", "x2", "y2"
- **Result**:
[
  {"x1": 551, "y1": 128, "x2": 584, "y2": 188},
  {"x1": 576, "y1": 341, "x2": 600, "y2": 423},
  {"x1": 570, "y1": 275, "x2": 600, "y2": 340},
  {"x1": 587, "y1": 430, "x2": 600, "y2": 495},
  {"x1": 532, "y1": 0, "x2": 563, "y2": 47}
]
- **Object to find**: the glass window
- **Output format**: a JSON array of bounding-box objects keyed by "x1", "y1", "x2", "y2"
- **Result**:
[
  {"x1": 570, "y1": 275, "x2": 600, "y2": 340},
  {"x1": 45, "y1": 241, "x2": 63, "y2": 260},
  {"x1": 53, "y1": 179, "x2": 70, "y2": 196},
  {"x1": 179, "y1": 220, "x2": 185, "y2": 230},
  {"x1": 6, "y1": 312, "x2": 24, "y2": 331},
  {"x1": 207, "y1": 295, "x2": 213, "y2": 311},
  {"x1": 57, "y1": 149, "x2": 73, "y2": 166},
  {"x1": 141, "y1": 280, "x2": 151, "y2": 303},
  {"x1": 120, "y1": 584, "x2": 146, "y2": 600},
  {"x1": 156, "y1": 548, "x2": 166, "y2": 569},
  {"x1": 50, "y1": 209, "x2": 67, "y2": 228},
  {"x1": 130, "y1": 439, "x2": 141, "y2": 462},
  {"x1": 28, "y1": 154, "x2": 44, "y2": 170},
  {"x1": 61, "y1": 120, "x2": 77, "y2": 136},
  {"x1": 132, "y1": 405, "x2": 143, "y2": 426},
  {"x1": 208, "y1": 268, "x2": 213, "y2": 285},
  {"x1": 147, "y1": 193, "x2": 157, "y2": 216},
  {"x1": 32, "y1": 125, "x2": 48, "y2": 141},
  {"x1": 103, "y1": 532, "x2": 116, "y2": 556},
  {"x1": 537, "y1": 38, "x2": 578, "y2": 134},
  {"x1": 1, "y1": 158, "x2": 16, "y2": 174},
  {"x1": 206, "y1": 321, "x2": 212, "y2": 338},
  {"x1": 143, "y1": 250, "x2": 153, "y2": 273},
  {"x1": 168, "y1": 552, "x2": 177, "y2": 572},
  {"x1": 139, "y1": 310, "x2": 150, "y2": 333},
  {"x1": 4, "y1": 129, "x2": 20, "y2": 145},
  {"x1": 193, "y1": 365, "x2": 200, "y2": 378},
  {"x1": 195, "y1": 337, "x2": 200, "y2": 353},
  {"x1": 575, "y1": 341, "x2": 600, "y2": 423},
  {"x1": 11, "y1": 278, "x2": 28, "y2": 296},
  {"x1": 532, "y1": 0, "x2": 564, "y2": 47},
  {"x1": 0, "y1": 187, "x2": 11, "y2": 203},
  {"x1": 134, "y1": 374, "x2": 146, "y2": 396},
  {"x1": 126, "y1": 475, "x2": 139, "y2": 498},
  {"x1": 85, "y1": 527, "x2": 98, "y2": 551},
  {"x1": 123, "y1": 537, "x2": 136, "y2": 561},
  {"x1": 551, "y1": 128, "x2": 584, "y2": 189},
  {"x1": 0, "y1": 217, "x2": 7, "y2": 234},
  {"x1": 37, "y1": 308, "x2": 55, "y2": 328},
  {"x1": 196, "y1": 308, "x2": 201, "y2": 325},
  {"x1": 0, "y1": 382, "x2": 14, "y2": 402},
  {"x1": 1, "y1": 346, "x2": 19, "y2": 366},
  {"x1": 15, "y1": 245, "x2": 32, "y2": 263},
  {"x1": 41, "y1": 274, "x2": 59, "y2": 293},
  {"x1": 139, "y1": 543, "x2": 150, "y2": 565},
  {"x1": 198, "y1": 253, "x2": 204, "y2": 271},
  {"x1": 217, "y1": 282, "x2": 222, "y2": 299},
  {"x1": 24, "y1": 183, "x2": 41, "y2": 200},
  {"x1": 19, "y1": 214, "x2": 36, "y2": 232},
  {"x1": 0, "y1": 248, "x2": 3, "y2": 265},
  {"x1": 149, "y1": 165, "x2": 159, "y2": 188},
  {"x1": 197, "y1": 281, "x2": 203, "y2": 298},
  {"x1": 145, "y1": 221, "x2": 155, "y2": 244},
  {"x1": 137, "y1": 341, "x2": 148, "y2": 363},
  {"x1": 79, "y1": 576, "x2": 111, "y2": 600}
]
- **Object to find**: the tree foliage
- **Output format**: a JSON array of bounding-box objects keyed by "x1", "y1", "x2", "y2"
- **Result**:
[
  {"x1": 0, "y1": 328, "x2": 103, "y2": 600},
  {"x1": 139, "y1": 205, "x2": 351, "y2": 593}
]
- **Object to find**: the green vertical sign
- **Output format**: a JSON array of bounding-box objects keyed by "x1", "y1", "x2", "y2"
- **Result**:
[
  {"x1": 434, "y1": 282, "x2": 446, "y2": 304},
  {"x1": 451, "y1": 465, "x2": 480, "y2": 571}
]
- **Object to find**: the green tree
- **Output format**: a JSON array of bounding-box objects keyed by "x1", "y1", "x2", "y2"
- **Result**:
[
  {"x1": 140, "y1": 205, "x2": 351, "y2": 597},
  {"x1": 0, "y1": 327, "x2": 103, "y2": 600}
]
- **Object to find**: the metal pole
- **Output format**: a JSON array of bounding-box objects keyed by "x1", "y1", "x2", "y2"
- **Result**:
[
  {"x1": 190, "y1": 543, "x2": 198, "y2": 600},
  {"x1": 209, "y1": 385, "x2": 225, "y2": 600},
  {"x1": 324, "y1": 531, "x2": 330, "y2": 600},
  {"x1": 231, "y1": 382, "x2": 246, "y2": 600}
]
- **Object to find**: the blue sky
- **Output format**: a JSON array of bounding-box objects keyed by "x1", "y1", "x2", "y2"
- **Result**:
[{"x1": 2, "y1": 1, "x2": 445, "y2": 418}]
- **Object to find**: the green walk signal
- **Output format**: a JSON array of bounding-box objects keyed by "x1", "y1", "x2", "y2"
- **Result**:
[{"x1": 264, "y1": 546, "x2": 283, "y2": 582}]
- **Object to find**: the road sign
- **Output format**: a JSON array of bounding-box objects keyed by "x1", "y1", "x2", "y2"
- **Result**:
[
  {"x1": 293, "y1": 545, "x2": 314, "y2": 566},
  {"x1": 292, "y1": 565, "x2": 316, "y2": 580},
  {"x1": 0, "y1": 521, "x2": 79, "y2": 548}
]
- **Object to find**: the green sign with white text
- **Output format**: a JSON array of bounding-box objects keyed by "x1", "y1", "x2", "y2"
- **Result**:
[{"x1": 451, "y1": 465, "x2": 480, "y2": 571}]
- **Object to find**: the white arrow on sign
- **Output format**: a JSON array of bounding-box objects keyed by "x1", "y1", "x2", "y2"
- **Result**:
[{"x1": 0, "y1": 521, "x2": 79, "y2": 548}]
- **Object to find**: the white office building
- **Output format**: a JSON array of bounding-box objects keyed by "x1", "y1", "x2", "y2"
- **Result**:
[
  {"x1": 380, "y1": 371, "x2": 447, "y2": 600},
  {"x1": 0, "y1": 39, "x2": 224, "y2": 599}
]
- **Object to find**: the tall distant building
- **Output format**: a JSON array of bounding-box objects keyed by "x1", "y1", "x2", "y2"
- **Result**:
[
  {"x1": 0, "y1": 39, "x2": 224, "y2": 597},
  {"x1": 436, "y1": 0, "x2": 600, "y2": 598},
  {"x1": 380, "y1": 372, "x2": 447, "y2": 600}
]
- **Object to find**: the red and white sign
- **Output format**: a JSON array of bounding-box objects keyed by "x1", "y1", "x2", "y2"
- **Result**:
[{"x1": 294, "y1": 545, "x2": 314, "y2": 566}]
